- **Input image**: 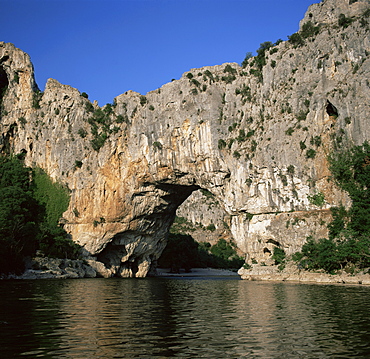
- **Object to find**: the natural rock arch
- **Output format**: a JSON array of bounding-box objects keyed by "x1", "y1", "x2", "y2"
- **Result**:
[
  {"x1": 2, "y1": 0, "x2": 370, "y2": 277},
  {"x1": 94, "y1": 183, "x2": 201, "y2": 277}
]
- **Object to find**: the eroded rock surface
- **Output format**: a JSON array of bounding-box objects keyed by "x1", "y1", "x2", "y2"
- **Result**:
[{"x1": 1, "y1": 0, "x2": 370, "y2": 277}]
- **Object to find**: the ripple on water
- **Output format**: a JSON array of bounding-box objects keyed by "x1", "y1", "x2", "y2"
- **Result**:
[{"x1": 1, "y1": 278, "x2": 370, "y2": 358}]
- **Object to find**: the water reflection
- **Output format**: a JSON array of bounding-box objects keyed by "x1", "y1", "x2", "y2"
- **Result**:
[{"x1": 1, "y1": 279, "x2": 370, "y2": 358}]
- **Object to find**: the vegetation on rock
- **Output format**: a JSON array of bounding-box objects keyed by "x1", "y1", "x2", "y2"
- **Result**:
[
  {"x1": 158, "y1": 231, "x2": 244, "y2": 272},
  {"x1": 293, "y1": 142, "x2": 370, "y2": 273},
  {"x1": 0, "y1": 155, "x2": 81, "y2": 275}
]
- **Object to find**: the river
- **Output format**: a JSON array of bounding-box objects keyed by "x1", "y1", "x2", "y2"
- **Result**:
[{"x1": 1, "y1": 277, "x2": 370, "y2": 358}]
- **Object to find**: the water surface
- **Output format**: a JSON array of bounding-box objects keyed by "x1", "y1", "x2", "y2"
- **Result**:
[{"x1": 1, "y1": 277, "x2": 370, "y2": 358}]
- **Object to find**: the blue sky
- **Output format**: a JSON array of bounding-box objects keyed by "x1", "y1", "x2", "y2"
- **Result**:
[{"x1": 1, "y1": 0, "x2": 317, "y2": 106}]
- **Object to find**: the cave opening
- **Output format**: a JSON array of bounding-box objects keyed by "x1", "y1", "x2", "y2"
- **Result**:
[
  {"x1": 326, "y1": 100, "x2": 338, "y2": 118},
  {"x1": 0, "y1": 65, "x2": 9, "y2": 121},
  {"x1": 0, "y1": 65, "x2": 9, "y2": 102}
]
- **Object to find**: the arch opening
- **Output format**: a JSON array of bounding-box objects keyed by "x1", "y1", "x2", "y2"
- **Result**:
[{"x1": 95, "y1": 183, "x2": 200, "y2": 277}]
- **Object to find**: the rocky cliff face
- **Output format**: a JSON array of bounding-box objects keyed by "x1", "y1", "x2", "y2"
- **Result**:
[{"x1": 1, "y1": 0, "x2": 369, "y2": 277}]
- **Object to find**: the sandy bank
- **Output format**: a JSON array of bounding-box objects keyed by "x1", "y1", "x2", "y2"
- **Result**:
[{"x1": 154, "y1": 268, "x2": 240, "y2": 278}]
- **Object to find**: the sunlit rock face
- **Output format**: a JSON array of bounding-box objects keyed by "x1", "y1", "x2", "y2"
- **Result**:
[{"x1": 1, "y1": 0, "x2": 370, "y2": 277}]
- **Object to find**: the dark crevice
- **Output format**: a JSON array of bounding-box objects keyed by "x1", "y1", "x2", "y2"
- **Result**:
[
  {"x1": 326, "y1": 100, "x2": 338, "y2": 117},
  {"x1": 266, "y1": 238, "x2": 280, "y2": 246},
  {"x1": 0, "y1": 65, "x2": 9, "y2": 122},
  {"x1": 0, "y1": 55, "x2": 9, "y2": 64},
  {"x1": 0, "y1": 66, "x2": 8, "y2": 97}
]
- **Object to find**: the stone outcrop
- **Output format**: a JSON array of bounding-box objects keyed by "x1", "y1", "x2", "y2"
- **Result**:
[
  {"x1": 1, "y1": 0, "x2": 370, "y2": 277},
  {"x1": 238, "y1": 263, "x2": 370, "y2": 285},
  {"x1": 16, "y1": 257, "x2": 98, "y2": 280}
]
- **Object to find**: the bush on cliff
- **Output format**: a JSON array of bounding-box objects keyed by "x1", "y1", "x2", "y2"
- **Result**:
[
  {"x1": 293, "y1": 141, "x2": 370, "y2": 273},
  {"x1": 0, "y1": 155, "x2": 81, "y2": 275},
  {"x1": 0, "y1": 155, "x2": 40, "y2": 274}
]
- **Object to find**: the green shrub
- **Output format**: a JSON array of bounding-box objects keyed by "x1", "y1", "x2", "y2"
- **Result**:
[
  {"x1": 308, "y1": 192, "x2": 325, "y2": 207},
  {"x1": 344, "y1": 117, "x2": 351, "y2": 124},
  {"x1": 246, "y1": 129, "x2": 255, "y2": 138},
  {"x1": 301, "y1": 21, "x2": 320, "y2": 38},
  {"x1": 78, "y1": 128, "x2": 87, "y2": 138},
  {"x1": 116, "y1": 114, "x2": 129, "y2": 124},
  {"x1": 296, "y1": 110, "x2": 309, "y2": 121},
  {"x1": 338, "y1": 13, "x2": 354, "y2": 28},
  {"x1": 218, "y1": 139, "x2": 227, "y2": 149},
  {"x1": 241, "y1": 52, "x2": 253, "y2": 68},
  {"x1": 191, "y1": 78, "x2": 200, "y2": 87},
  {"x1": 221, "y1": 75, "x2": 236, "y2": 83},
  {"x1": 306, "y1": 148, "x2": 316, "y2": 159},
  {"x1": 288, "y1": 32, "x2": 304, "y2": 47},
  {"x1": 270, "y1": 47, "x2": 279, "y2": 55},
  {"x1": 251, "y1": 140, "x2": 257, "y2": 152},
  {"x1": 233, "y1": 151, "x2": 241, "y2": 159},
  {"x1": 228, "y1": 122, "x2": 237, "y2": 132},
  {"x1": 272, "y1": 247, "x2": 286, "y2": 265},
  {"x1": 235, "y1": 84, "x2": 251, "y2": 100},
  {"x1": 18, "y1": 117, "x2": 27, "y2": 126},
  {"x1": 328, "y1": 141, "x2": 370, "y2": 235},
  {"x1": 81, "y1": 92, "x2": 89, "y2": 99},
  {"x1": 13, "y1": 72, "x2": 19, "y2": 84},
  {"x1": 0, "y1": 156, "x2": 39, "y2": 273},
  {"x1": 140, "y1": 96, "x2": 147, "y2": 106},
  {"x1": 237, "y1": 129, "x2": 246, "y2": 142},
  {"x1": 224, "y1": 64, "x2": 237, "y2": 74},
  {"x1": 75, "y1": 160, "x2": 83, "y2": 169},
  {"x1": 104, "y1": 103, "x2": 113, "y2": 115},
  {"x1": 310, "y1": 135, "x2": 322, "y2": 147},
  {"x1": 0, "y1": 156, "x2": 82, "y2": 274},
  {"x1": 294, "y1": 141, "x2": 370, "y2": 272},
  {"x1": 200, "y1": 189, "x2": 214, "y2": 199},
  {"x1": 203, "y1": 70, "x2": 215, "y2": 82},
  {"x1": 32, "y1": 91, "x2": 43, "y2": 109},
  {"x1": 91, "y1": 131, "x2": 108, "y2": 151},
  {"x1": 249, "y1": 68, "x2": 262, "y2": 82},
  {"x1": 33, "y1": 168, "x2": 70, "y2": 227},
  {"x1": 153, "y1": 141, "x2": 163, "y2": 150},
  {"x1": 287, "y1": 165, "x2": 295, "y2": 175},
  {"x1": 85, "y1": 102, "x2": 94, "y2": 112}
]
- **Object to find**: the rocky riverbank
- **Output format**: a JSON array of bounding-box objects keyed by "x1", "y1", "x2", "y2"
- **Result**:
[
  {"x1": 10, "y1": 257, "x2": 97, "y2": 279},
  {"x1": 5, "y1": 259, "x2": 370, "y2": 285},
  {"x1": 238, "y1": 263, "x2": 370, "y2": 285}
]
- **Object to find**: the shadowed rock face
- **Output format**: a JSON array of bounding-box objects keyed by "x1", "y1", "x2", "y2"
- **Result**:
[{"x1": 1, "y1": 0, "x2": 370, "y2": 277}]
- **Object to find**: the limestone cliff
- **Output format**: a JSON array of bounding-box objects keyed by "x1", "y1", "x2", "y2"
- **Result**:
[{"x1": 1, "y1": 0, "x2": 369, "y2": 277}]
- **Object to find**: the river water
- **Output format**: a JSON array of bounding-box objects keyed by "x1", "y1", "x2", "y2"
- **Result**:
[{"x1": 1, "y1": 276, "x2": 370, "y2": 358}]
